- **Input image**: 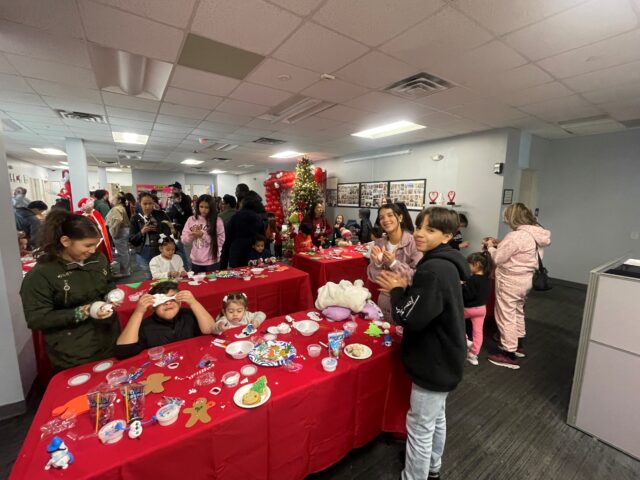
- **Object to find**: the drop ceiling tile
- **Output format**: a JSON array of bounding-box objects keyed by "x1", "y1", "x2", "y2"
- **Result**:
[
  {"x1": 273, "y1": 22, "x2": 369, "y2": 73},
  {"x1": 43, "y1": 98, "x2": 105, "y2": 115},
  {"x1": 105, "y1": 106, "x2": 156, "y2": 122},
  {"x1": 417, "y1": 110, "x2": 464, "y2": 129},
  {"x1": 0, "y1": 0, "x2": 84, "y2": 37},
  {"x1": 7, "y1": 111, "x2": 60, "y2": 122},
  {"x1": 6, "y1": 54, "x2": 96, "y2": 88},
  {"x1": 345, "y1": 91, "x2": 419, "y2": 113},
  {"x1": 244, "y1": 58, "x2": 320, "y2": 93},
  {"x1": 416, "y1": 87, "x2": 487, "y2": 110},
  {"x1": 335, "y1": 51, "x2": 416, "y2": 90},
  {"x1": 170, "y1": 65, "x2": 240, "y2": 97},
  {"x1": 0, "y1": 20, "x2": 90, "y2": 67},
  {"x1": 519, "y1": 94, "x2": 602, "y2": 122},
  {"x1": 0, "y1": 102, "x2": 54, "y2": 116},
  {"x1": 455, "y1": 0, "x2": 585, "y2": 36},
  {"x1": 503, "y1": 0, "x2": 637, "y2": 61},
  {"x1": 109, "y1": 117, "x2": 154, "y2": 131},
  {"x1": 229, "y1": 82, "x2": 291, "y2": 107},
  {"x1": 530, "y1": 125, "x2": 574, "y2": 139},
  {"x1": 148, "y1": 130, "x2": 187, "y2": 140},
  {"x1": 536, "y1": 30, "x2": 640, "y2": 79},
  {"x1": 193, "y1": 121, "x2": 238, "y2": 134},
  {"x1": 294, "y1": 116, "x2": 345, "y2": 131},
  {"x1": 158, "y1": 103, "x2": 211, "y2": 120},
  {"x1": 301, "y1": 79, "x2": 369, "y2": 103},
  {"x1": 26, "y1": 79, "x2": 102, "y2": 103},
  {"x1": 203, "y1": 111, "x2": 253, "y2": 127},
  {"x1": 0, "y1": 54, "x2": 17, "y2": 74},
  {"x1": 600, "y1": 101, "x2": 640, "y2": 121},
  {"x1": 102, "y1": 92, "x2": 160, "y2": 113},
  {"x1": 215, "y1": 99, "x2": 269, "y2": 116},
  {"x1": 91, "y1": 0, "x2": 197, "y2": 28},
  {"x1": 78, "y1": 0, "x2": 184, "y2": 62},
  {"x1": 0, "y1": 73, "x2": 34, "y2": 93},
  {"x1": 192, "y1": 0, "x2": 301, "y2": 55},
  {"x1": 463, "y1": 64, "x2": 553, "y2": 96},
  {"x1": 581, "y1": 82, "x2": 640, "y2": 105},
  {"x1": 436, "y1": 118, "x2": 491, "y2": 134},
  {"x1": 500, "y1": 82, "x2": 575, "y2": 107},
  {"x1": 447, "y1": 100, "x2": 526, "y2": 124},
  {"x1": 315, "y1": 104, "x2": 372, "y2": 123},
  {"x1": 155, "y1": 114, "x2": 201, "y2": 128},
  {"x1": 268, "y1": 0, "x2": 323, "y2": 15},
  {"x1": 563, "y1": 61, "x2": 640, "y2": 93},
  {"x1": 313, "y1": 0, "x2": 442, "y2": 47},
  {"x1": 380, "y1": 7, "x2": 492, "y2": 69},
  {"x1": 163, "y1": 87, "x2": 222, "y2": 110}
]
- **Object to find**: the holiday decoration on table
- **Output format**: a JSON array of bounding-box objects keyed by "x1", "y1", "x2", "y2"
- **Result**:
[
  {"x1": 44, "y1": 436, "x2": 74, "y2": 470},
  {"x1": 183, "y1": 397, "x2": 214, "y2": 428},
  {"x1": 51, "y1": 394, "x2": 90, "y2": 418},
  {"x1": 364, "y1": 322, "x2": 384, "y2": 337},
  {"x1": 141, "y1": 372, "x2": 172, "y2": 395}
]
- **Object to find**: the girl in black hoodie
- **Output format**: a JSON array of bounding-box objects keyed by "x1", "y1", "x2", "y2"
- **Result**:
[{"x1": 376, "y1": 207, "x2": 469, "y2": 480}]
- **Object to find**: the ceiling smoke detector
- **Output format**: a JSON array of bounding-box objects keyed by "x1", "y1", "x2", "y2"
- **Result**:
[
  {"x1": 385, "y1": 72, "x2": 453, "y2": 100},
  {"x1": 56, "y1": 109, "x2": 107, "y2": 123}
]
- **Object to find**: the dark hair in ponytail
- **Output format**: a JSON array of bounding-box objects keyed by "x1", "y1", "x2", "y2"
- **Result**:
[
  {"x1": 36, "y1": 210, "x2": 101, "y2": 262},
  {"x1": 467, "y1": 251, "x2": 493, "y2": 276}
]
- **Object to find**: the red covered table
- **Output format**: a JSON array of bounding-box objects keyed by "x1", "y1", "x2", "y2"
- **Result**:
[
  {"x1": 11, "y1": 312, "x2": 411, "y2": 480},
  {"x1": 31, "y1": 265, "x2": 314, "y2": 383},
  {"x1": 292, "y1": 246, "x2": 378, "y2": 301}
]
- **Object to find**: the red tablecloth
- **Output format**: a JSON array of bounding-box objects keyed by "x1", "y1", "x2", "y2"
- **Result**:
[
  {"x1": 11, "y1": 312, "x2": 411, "y2": 480},
  {"x1": 32, "y1": 266, "x2": 314, "y2": 384},
  {"x1": 291, "y1": 246, "x2": 379, "y2": 301}
]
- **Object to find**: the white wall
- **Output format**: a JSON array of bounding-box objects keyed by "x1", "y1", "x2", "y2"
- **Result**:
[
  {"x1": 131, "y1": 169, "x2": 185, "y2": 189},
  {"x1": 87, "y1": 169, "x2": 133, "y2": 190},
  {"x1": 531, "y1": 129, "x2": 640, "y2": 284},
  {"x1": 315, "y1": 130, "x2": 509, "y2": 251},
  {"x1": 217, "y1": 173, "x2": 239, "y2": 197},
  {"x1": 237, "y1": 171, "x2": 267, "y2": 199},
  {"x1": 7, "y1": 158, "x2": 56, "y2": 206}
]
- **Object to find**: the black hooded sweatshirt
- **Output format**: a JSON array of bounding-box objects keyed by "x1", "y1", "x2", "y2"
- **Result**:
[{"x1": 389, "y1": 244, "x2": 470, "y2": 392}]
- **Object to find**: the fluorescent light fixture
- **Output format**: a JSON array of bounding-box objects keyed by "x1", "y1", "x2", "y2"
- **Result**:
[
  {"x1": 351, "y1": 120, "x2": 426, "y2": 139},
  {"x1": 270, "y1": 150, "x2": 304, "y2": 159},
  {"x1": 60, "y1": 161, "x2": 69, "y2": 165},
  {"x1": 181, "y1": 158, "x2": 204, "y2": 165},
  {"x1": 31, "y1": 147, "x2": 67, "y2": 156},
  {"x1": 106, "y1": 167, "x2": 122, "y2": 172},
  {"x1": 343, "y1": 149, "x2": 411, "y2": 164},
  {"x1": 210, "y1": 169, "x2": 226, "y2": 174},
  {"x1": 112, "y1": 132, "x2": 149, "y2": 145},
  {"x1": 49, "y1": 165, "x2": 67, "y2": 169}
]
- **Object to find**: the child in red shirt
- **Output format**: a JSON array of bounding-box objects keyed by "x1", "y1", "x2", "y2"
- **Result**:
[{"x1": 294, "y1": 223, "x2": 314, "y2": 253}]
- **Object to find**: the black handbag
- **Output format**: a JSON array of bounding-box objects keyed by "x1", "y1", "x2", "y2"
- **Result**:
[{"x1": 532, "y1": 248, "x2": 552, "y2": 291}]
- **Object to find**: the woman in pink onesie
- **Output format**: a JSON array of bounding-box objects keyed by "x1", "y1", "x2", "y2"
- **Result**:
[{"x1": 484, "y1": 203, "x2": 550, "y2": 370}]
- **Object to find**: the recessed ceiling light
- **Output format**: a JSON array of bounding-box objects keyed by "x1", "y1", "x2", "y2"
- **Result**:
[
  {"x1": 106, "y1": 167, "x2": 122, "y2": 172},
  {"x1": 181, "y1": 158, "x2": 204, "y2": 165},
  {"x1": 31, "y1": 147, "x2": 66, "y2": 156},
  {"x1": 112, "y1": 132, "x2": 149, "y2": 145},
  {"x1": 269, "y1": 150, "x2": 304, "y2": 159},
  {"x1": 210, "y1": 169, "x2": 226, "y2": 174},
  {"x1": 351, "y1": 120, "x2": 426, "y2": 139}
]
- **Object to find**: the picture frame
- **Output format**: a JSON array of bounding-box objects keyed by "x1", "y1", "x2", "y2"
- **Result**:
[
  {"x1": 337, "y1": 183, "x2": 360, "y2": 207},
  {"x1": 389, "y1": 179, "x2": 426, "y2": 210},
  {"x1": 359, "y1": 181, "x2": 389, "y2": 208},
  {"x1": 326, "y1": 189, "x2": 337, "y2": 207},
  {"x1": 502, "y1": 189, "x2": 514, "y2": 205}
]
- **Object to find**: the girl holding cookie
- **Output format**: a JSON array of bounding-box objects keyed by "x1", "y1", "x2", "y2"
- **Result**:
[{"x1": 213, "y1": 293, "x2": 266, "y2": 334}]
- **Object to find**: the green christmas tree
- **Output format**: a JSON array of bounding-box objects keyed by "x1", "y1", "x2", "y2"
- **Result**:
[
  {"x1": 288, "y1": 157, "x2": 319, "y2": 217},
  {"x1": 364, "y1": 323, "x2": 383, "y2": 337}
]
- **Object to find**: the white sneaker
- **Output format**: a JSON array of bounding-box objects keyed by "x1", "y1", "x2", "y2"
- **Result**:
[
  {"x1": 466, "y1": 338, "x2": 473, "y2": 349},
  {"x1": 467, "y1": 352, "x2": 478, "y2": 366}
]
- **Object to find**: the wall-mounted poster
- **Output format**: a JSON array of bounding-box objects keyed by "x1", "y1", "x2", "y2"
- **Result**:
[
  {"x1": 389, "y1": 179, "x2": 426, "y2": 210},
  {"x1": 326, "y1": 189, "x2": 337, "y2": 207},
  {"x1": 337, "y1": 183, "x2": 360, "y2": 207},
  {"x1": 359, "y1": 181, "x2": 389, "y2": 208}
]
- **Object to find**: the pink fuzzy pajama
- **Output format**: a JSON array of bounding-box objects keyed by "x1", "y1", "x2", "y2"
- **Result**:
[{"x1": 494, "y1": 272, "x2": 532, "y2": 352}]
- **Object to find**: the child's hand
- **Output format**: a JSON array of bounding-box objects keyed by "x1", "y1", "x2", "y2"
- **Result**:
[
  {"x1": 382, "y1": 250, "x2": 396, "y2": 267},
  {"x1": 175, "y1": 290, "x2": 195, "y2": 306},
  {"x1": 376, "y1": 271, "x2": 407, "y2": 292},
  {"x1": 168, "y1": 271, "x2": 180, "y2": 278},
  {"x1": 370, "y1": 245, "x2": 383, "y2": 263},
  {"x1": 135, "y1": 294, "x2": 154, "y2": 313},
  {"x1": 251, "y1": 319, "x2": 261, "y2": 329},
  {"x1": 215, "y1": 318, "x2": 231, "y2": 332},
  {"x1": 191, "y1": 229, "x2": 204, "y2": 239},
  {"x1": 459, "y1": 240, "x2": 470, "y2": 249}
]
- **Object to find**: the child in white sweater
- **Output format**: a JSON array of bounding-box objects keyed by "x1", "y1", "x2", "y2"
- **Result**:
[
  {"x1": 213, "y1": 292, "x2": 266, "y2": 334},
  {"x1": 149, "y1": 234, "x2": 185, "y2": 280}
]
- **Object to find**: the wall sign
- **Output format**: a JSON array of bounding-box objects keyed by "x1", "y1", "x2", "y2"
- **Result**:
[
  {"x1": 389, "y1": 179, "x2": 426, "y2": 210},
  {"x1": 502, "y1": 188, "x2": 514, "y2": 205}
]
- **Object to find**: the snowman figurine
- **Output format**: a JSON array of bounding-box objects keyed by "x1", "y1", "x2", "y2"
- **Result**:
[
  {"x1": 128, "y1": 420, "x2": 143, "y2": 439},
  {"x1": 44, "y1": 436, "x2": 74, "y2": 470}
]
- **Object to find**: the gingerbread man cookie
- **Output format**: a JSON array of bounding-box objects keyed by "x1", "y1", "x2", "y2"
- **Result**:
[
  {"x1": 141, "y1": 372, "x2": 172, "y2": 395},
  {"x1": 183, "y1": 397, "x2": 214, "y2": 428}
]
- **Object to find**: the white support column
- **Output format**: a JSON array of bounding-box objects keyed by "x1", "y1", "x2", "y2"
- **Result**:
[
  {"x1": 0, "y1": 126, "x2": 35, "y2": 417},
  {"x1": 65, "y1": 137, "x2": 89, "y2": 209},
  {"x1": 98, "y1": 166, "x2": 108, "y2": 189}
]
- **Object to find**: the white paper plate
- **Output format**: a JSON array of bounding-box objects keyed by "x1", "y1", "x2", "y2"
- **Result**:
[
  {"x1": 92, "y1": 360, "x2": 113, "y2": 372},
  {"x1": 233, "y1": 384, "x2": 271, "y2": 409},
  {"x1": 343, "y1": 344, "x2": 373, "y2": 360},
  {"x1": 68, "y1": 373, "x2": 91, "y2": 386}
]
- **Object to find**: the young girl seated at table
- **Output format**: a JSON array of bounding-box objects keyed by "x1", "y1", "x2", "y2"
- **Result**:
[
  {"x1": 149, "y1": 233, "x2": 186, "y2": 279},
  {"x1": 336, "y1": 227, "x2": 353, "y2": 247},
  {"x1": 115, "y1": 281, "x2": 216, "y2": 359},
  {"x1": 294, "y1": 223, "x2": 314, "y2": 253},
  {"x1": 213, "y1": 292, "x2": 266, "y2": 334}
]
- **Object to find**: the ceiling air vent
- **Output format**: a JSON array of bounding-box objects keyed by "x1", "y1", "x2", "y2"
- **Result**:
[
  {"x1": 56, "y1": 109, "x2": 107, "y2": 123},
  {"x1": 385, "y1": 72, "x2": 453, "y2": 100},
  {"x1": 253, "y1": 137, "x2": 286, "y2": 145},
  {"x1": 200, "y1": 142, "x2": 238, "y2": 152},
  {"x1": 259, "y1": 95, "x2": 335, "y2": 124},
  {"x1": 210, "y1": 157, "x2": 230, "y2": 161},
  {"x1": 118, "y1": 149, "x2": 142, "y2": 160}
]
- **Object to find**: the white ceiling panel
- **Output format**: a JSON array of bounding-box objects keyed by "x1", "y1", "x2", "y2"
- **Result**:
[
  {"x1": 105, "y1": 106, "x2": 156, "y2": 122},
  {"x1": 519, "y1": 94, "x2": 602, "y2": 122},
  {"x1": 503, "y1": 0, "x2": 637, "y2": 61},
  {"x1": 204, "y1": 110, "x2": 253, "y2": 126},
  {"x1": 155, "y1": 114, "x2": 201, "y2": 128},
  {"x1": 0, "y1": 20, "x2": 90, "y2": 68},
  {"x1": 380, "y1": 7, "x2": 492, "y2": 69},
  {"x1": 158, "y1": 103, "x2": 211, "y2": 120},
  {"x1": 447, "y1": 100, "x2": 527, "y2": 124},
  {"x1": 273, "y1": 22, "x2": 369, "y2": 73},
  {"x1": 228, "y1": 82, "x2": 291, "y2": 107},
  {"x1": 0, "y1": 0, "x2": 84, "y2": 38},
  {"x1": 455, "y1": 0, "x2": 586, "y2": 36},
  {"x1": 336, "y1": 51, "x2": 416, "y2": 90},
  {"x1": 26, "y1": 79, "x2": 102, "y2": 103},
  {"x1": 151, "y1": 123, "x2": 193, "y2": 134},
  {"x1": 464, "y1": 64, "x2": 553, "y2": 96},
  {"x1": 78, "y1": 0, "x2": 184, "y2": 62},
  {"x1": 417, "y1": 110, "x2": 464, "y2": 129},
  {"x1": 268, "y1": 0, "x2": 323, "y2": 16},
  {"x1": 600, "y1": 101, "x2": 640, "y2": 121},
  {"x1": 0, "y1": 53, "x2": 17, "y2": 74},
  {"x1": 563, "y1": 61, "x2": 640, "y2": 93},
  {"x1": 43, "y1": 98, "x2": 105, "y2": 115},
  {"x1": 345, "y1": 91, "x2": 419, "y2": 113},
  {"x1": 500, "y1": 82, "x2": 575, "y2": 107},
  {"x1": 301, "y1": 79, "x2": 369, "y2": 103},
  {"x1": 108, "y1": 117, "x2": 154, "y2": 131},
  {"x1": 0, "y1": 73, "x2": 33, "y2": 93},
  {"x1": 417, "y1": 87, "x2": 487, "y2": 110},
  {"x1": 102, "y1": 92, "x2": 160, "y2": 113},
  {"x1": 193, "y1": 121, "x2": 238, "y2": 135},
  {"x1": 536, "y1": 30, "x2": 640, "y2": 79},
  {"x1": 215, "y1": 99, "x2": 269, "y2": 117},
  {"x1": 245, "y1": 58, "x2": 320, "y2": 93},
  {"x1": 6, "y1": 54, "x2": 97, "y2": 88},
  {"x1": 314, "y1": 0, "x2": 442, "y2": 47},
  {"x1": 580, "y1": 82, "x2": 640, "y2": 105},
  {"x1": 192, "y1": 0, "x2": 301, "y2": 56},
  {"x1": 90, "y1": 0, "x2": 197, "y2": 28},
  {"x1": 315, "y1": 104, "x2": 372, "y2": 123},
  {"x1": 0, "y1": 102, "x2": 54, "y2": 116},
  {"x1": 170, "y1": 66, "x2": 240, "y2": 97},
  {"x1": 293, "y1": 116, "x2": 345, "y2": 131},
  {"x1": 163, "y1": 87, "x2": 223, "y2": 110},
  {"x1": 8, "y1": 111, "x2": 60, "y2": 122}
]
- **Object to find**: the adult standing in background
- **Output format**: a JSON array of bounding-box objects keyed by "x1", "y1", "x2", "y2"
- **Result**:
[
  {"x1": 218, "y1": 194, "x2": 236, "y2": 227},
  {"x1": 93, "y1": 190, "x2": 111, "y2": 219},
  {"x1": 129, "y1": 192, "x2": 172, "y2": 279},
  {"x1": 166, "y1": 182, "x2": 193, "y2": 233},
  {"x1": 302, "y1": 200, "x2": 332, "y2": 248},
  {"x1": 15, "y1": 200, "x2": 48, "y2": 250},
  {"x1": 13, "y1": 187, "x2": 31, "y2": 209},
  {"x1": 235, "y1": 183, "x2": 250, "y2": 209},
  {"x1": 106, "y1": 193, "x2": 132, "y2": 277},
  {"x1": 220, "y1": 191, "x2": 264, "y2": 268}
]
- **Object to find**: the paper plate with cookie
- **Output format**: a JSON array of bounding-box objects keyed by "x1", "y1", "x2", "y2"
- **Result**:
[
  {"x1": 344, "y1": 343, "x2": 373, "y2": 360},
  {"x1": 233, "y1": 376, "x2": 271, "y2": 409},
  {"x1": 249, "y1": 340, "x2": 296, "y2": 367}
]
